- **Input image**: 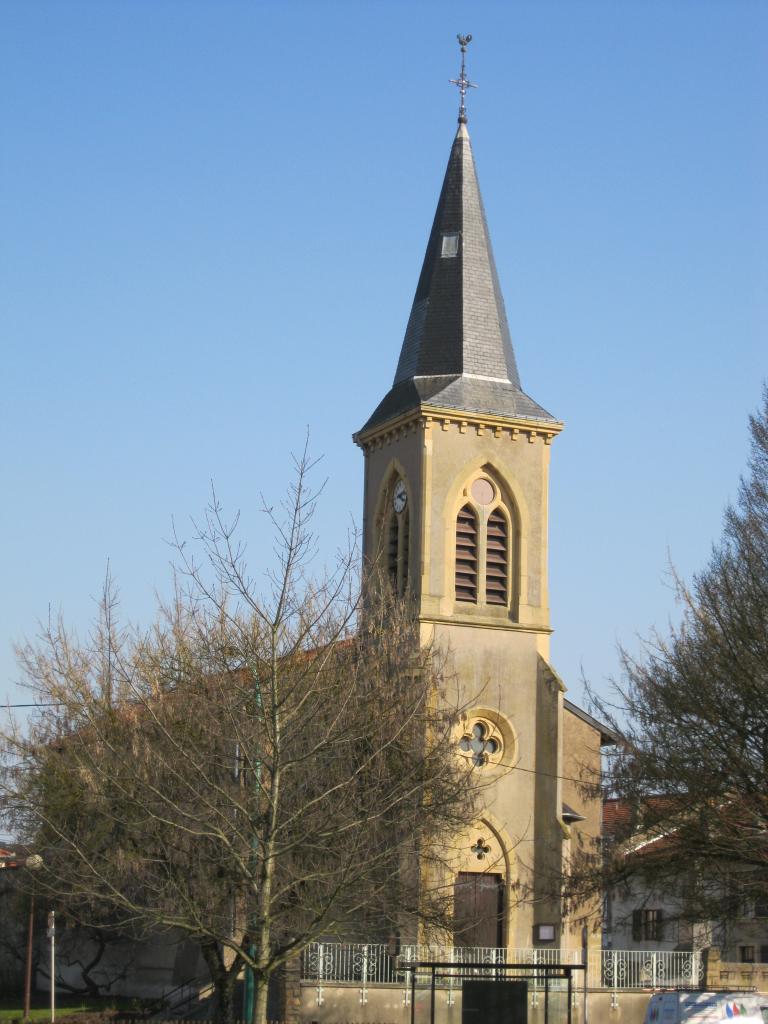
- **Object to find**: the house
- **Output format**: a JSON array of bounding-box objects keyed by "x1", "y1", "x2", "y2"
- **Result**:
[{"x1": 602, "y1": 797, "x2": 768, "y2": 964}]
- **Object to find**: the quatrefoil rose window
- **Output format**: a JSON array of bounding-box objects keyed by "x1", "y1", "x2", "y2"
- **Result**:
[
  {"x1": 458, "y1": 720, "x2": 502, "y2": 767},
  {"x1": 471, "y1": 837, "x2": 491, "y2": 860}
]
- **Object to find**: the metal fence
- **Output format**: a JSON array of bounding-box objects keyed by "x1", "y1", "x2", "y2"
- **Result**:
[
  {"x1": 300, "y1": 942, "x2": 704, "y2": 992},
  {"x1": 302, "y1": 941, "x2": 400, "y2": 985},
  {"x1": 596, "y1": 949, "x2": 704, "y2": 990}
]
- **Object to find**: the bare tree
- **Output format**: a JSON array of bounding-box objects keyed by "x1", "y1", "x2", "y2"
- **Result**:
[
  {"x1": 586, "y1": 388, "x2": 768, "y2": 928},
  {"x1": 1, "y1": 450, "x2": 479, "y2": 1024}
]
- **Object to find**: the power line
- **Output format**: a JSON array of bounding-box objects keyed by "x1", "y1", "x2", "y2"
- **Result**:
[
  {"x1": 3, "y1": 703, "x2": 64, "y2": 708},
  {"x1": 0, "y1": 704, "x2": 602, "y2": 782},
  {"x1": 494, "y1": 759, "x2": 601, "y2": 788}
]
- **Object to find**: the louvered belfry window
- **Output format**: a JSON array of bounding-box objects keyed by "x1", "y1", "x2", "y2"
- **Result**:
[
  {"x1": 401, "y1": 507, "x2": 410, "y2": 592},
  {"x1": 387, "y1": 512, "x2": 399, "y2": 590},
  {"x1": 455, "y1": 505, "x2": 478, "y2": 602},
  {"x1": 384, "y1": 479, "x2": 410, "y2": 597},
  {"x1": 485, "y1": 509, "x2": 508, "y2": 605},
  {"x1": 454, "y1": 477, "x2": 515, "y2": 612}
]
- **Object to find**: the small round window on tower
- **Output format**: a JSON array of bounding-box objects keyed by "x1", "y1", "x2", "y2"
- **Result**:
[{"x1": 471, "y1": 478, "x2": 495, "y2": 506}]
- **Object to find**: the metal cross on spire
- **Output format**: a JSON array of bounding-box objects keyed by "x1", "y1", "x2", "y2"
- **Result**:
[{"x1": 449, "y1": 33, "x2": 477, "y2": 124}]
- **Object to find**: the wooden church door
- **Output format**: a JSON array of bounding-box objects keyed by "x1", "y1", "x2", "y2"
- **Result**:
[{"x1": 454, "y1": 872, "x2": 504, "y2": 948}]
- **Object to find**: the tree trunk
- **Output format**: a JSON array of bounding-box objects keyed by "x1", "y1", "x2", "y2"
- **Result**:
[
  {"x1": 215, "y1": 972, "x2": 236, "y2": 1024},
  {"x1": 253, "y1": 974, "x2": 269, "y2": 1024},
  {"x1": 200, "y1": 941, "x2": 237, "y2": 1024}
]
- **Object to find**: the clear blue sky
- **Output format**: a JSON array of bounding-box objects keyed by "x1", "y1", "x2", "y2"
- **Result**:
[{"x1": 1, "y1": 0, "x2": 766, "y2": 715}]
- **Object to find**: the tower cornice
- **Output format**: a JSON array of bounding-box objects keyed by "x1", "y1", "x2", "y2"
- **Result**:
[{"x1": 353, "y1": 404, "x2": 563, "y2": 453}]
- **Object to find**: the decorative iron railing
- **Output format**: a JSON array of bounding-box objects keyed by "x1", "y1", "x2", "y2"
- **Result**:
[
  {"x1": 302, "y1": 942, "x2": 400, "y2": 986},
  {"x1": 401, "y1": 945, "x2": 581, "y2": 966},
  {"x1": 300, "y1": 942, "x2": 704, "y2": 992},
  {"x1": 595, "y1": 949, "x2": 704, "y2": 989}
]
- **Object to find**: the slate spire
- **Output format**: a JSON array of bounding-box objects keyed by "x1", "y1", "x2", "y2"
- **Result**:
[
  {"x1": 394, "y1": 121, "x2": 520, "y2": 388},
  {"x1": 360, "y1": 122, "x2": 556, "y2": 435}
]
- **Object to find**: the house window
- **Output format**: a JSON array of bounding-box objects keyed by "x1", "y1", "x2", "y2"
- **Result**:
[
  {"x1": 632, "y1": 909, "x2": 663, "y2": 942},
  {"x1": 740, "y1": 946, "x2": 756, "y2": 964},
  {"x1": 454, "y1": 478, "x2": 514, "y2": 612}
]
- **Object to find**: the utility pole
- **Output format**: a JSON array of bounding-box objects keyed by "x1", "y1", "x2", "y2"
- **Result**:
[
  {"x1": 23, "y1": 895, "x2": 34, "y2": 1021},
  {"x1": 47, "y1": 910, "x2": 55, "y2": 1024},
  {"x1": 582, "y1": 924, "x2": 589, "y2": 1024}
]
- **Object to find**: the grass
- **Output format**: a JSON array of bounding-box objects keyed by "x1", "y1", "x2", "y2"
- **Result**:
[{"x1": 0, "y1": 995, "x2": 143, "y2": 1023}]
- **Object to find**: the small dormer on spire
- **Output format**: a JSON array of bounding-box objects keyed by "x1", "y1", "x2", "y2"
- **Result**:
[{"x1": 449, "y1": 34, "x2": 477, "y2": 125}]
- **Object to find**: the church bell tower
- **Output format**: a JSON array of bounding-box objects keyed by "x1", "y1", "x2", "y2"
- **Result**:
[{"x1": 353, "y1": 41, "x2": 569, "y2": 950}]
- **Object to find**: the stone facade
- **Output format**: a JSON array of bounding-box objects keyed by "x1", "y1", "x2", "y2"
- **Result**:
[{"x1": 354, "y1": 118, "x2": 608, "y2": 955}]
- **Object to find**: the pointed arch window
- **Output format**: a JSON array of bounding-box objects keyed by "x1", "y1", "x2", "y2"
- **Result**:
[
  {"x1": 455, "y1": 505, "x2": 478, "y2": 602},
  {"x1": 384, "y1": 476, "x2": 410, "y2": 597},
  {"x1": 387, "y1": 511, "x2": 399, "y2": 590},
  {"x1": 453, "y1": 477, "x2": 514, "y2": 612},
  {"x1": 401, "y1": 506, "x2": 410, "y2": 592}
]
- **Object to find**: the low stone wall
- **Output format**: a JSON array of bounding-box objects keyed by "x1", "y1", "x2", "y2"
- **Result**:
[
  {"x1": 300, "y1": 982, "x2": 654, "y2": 1024},
  {"x1": 704, "y1": 948, "x2": 768, "y2": 993}
]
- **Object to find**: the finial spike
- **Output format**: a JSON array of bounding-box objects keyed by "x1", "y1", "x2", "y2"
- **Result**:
[{"x1": 449, "y1": 32, "x2": 478, "y2": 124}]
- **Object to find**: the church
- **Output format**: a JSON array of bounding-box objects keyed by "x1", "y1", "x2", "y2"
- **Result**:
[{"x1": 352, "y1": 48, "x2": 611, "y2": 954}]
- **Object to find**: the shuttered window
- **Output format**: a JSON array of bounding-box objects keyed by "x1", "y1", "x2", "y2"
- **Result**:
[
  {"x1": 633, "y1": 908, "x2": 663, "y2": 941},
  {"x1": 387, "y1": 512, "x2": 399, "y2": 590},
  {"x1": 401, "y1": 507, "x2": 409, "y2": 593},
  {"x1": 485, "y1": 509, "x2": 508, "y2": 605},
  {"x1": 385, "y1": 483, "x2": 409, "y2": 596},
  {"x1": 455, "y1": 505, "x2": 478, "y2": 602}
]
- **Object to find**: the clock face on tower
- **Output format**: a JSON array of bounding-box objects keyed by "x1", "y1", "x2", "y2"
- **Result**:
[{"x1": 393, "y1": 480, "x2": 408, "y2": 514}]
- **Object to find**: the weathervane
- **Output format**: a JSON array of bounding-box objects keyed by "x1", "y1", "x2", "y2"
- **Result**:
[{"x1": 449, "y1": 33, "x2": 477, "y2": 124}]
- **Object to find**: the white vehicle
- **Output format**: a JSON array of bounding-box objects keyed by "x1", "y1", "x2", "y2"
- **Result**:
[{"x1": 644, "y1": 992, "x2": 765, "y2": 1024}]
